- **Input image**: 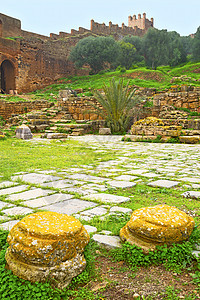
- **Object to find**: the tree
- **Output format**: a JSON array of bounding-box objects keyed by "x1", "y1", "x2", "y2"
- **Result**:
[
  {"x1": 192, "y1": 26, "x2": 200, "y2": 61},
  {"x1": 90, "y1": 78, "x2": 141, "y2": 133},
  {"x1": 69, "y1": 36, "x2": 120, "y2": 73},
  {"x1": 117, "y1": 41, "x2": 136, "y2": 69},
  {"x1": 123, "y1": 35, "x2": 145, "y2": 64},
  {"x1": 143, "y1": 28, "x2": 170, "y2": 69},
  {"x1": 143, "y1": 28, "x2": 187, "y2": 69}
]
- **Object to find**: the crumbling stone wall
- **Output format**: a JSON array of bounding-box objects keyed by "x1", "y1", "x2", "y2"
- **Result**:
[
  {"x1": 0, "y1": 100, "x2": 53, "y2": 120},
  {"x1": 153, "y1": 88, "x2": 200, "y2": 112},
  {"x1": 57, "y1": 96, "x2": 104, "y2": 120}
]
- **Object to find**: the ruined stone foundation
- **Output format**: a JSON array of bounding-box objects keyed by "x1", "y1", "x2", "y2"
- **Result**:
[{"x1": 5, "y1": 211, "x2": 90, "y2": 289}]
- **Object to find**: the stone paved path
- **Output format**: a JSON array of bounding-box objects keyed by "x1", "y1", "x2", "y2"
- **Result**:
[{"x1": 0, "y1": 135, "x2": 200, "y2": 253}]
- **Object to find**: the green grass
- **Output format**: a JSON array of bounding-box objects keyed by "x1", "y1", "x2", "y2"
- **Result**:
[{"x1": 0, "y1": 139, "x2": 117, "y2": 180}]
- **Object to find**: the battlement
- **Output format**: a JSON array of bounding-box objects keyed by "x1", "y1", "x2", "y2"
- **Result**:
[{"x1": 128, "y1": 13, "x2": 153, "y2": 32}]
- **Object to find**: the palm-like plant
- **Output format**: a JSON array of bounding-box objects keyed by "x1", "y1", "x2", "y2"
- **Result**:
[{"x1": 91, "y1": 78, "x2": 141, "y2": 133}]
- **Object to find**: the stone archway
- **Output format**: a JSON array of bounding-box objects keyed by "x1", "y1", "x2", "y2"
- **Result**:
[
  {"x1": 0, "y1": 20, "x2": 2, "y2": 37},
  {"x1": 0, "y1": 60, "x2": 15, "y2": 94}
]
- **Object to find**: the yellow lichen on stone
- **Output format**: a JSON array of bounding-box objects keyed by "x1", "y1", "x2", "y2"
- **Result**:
[
  {"x1": 120, "y1": 205, "x2": 195, "y2": 253},
  {"x1": 134, "y1": 117, "x2": 164, "y2": 127},
  {"x1": 6, "y1": 212, "x2": 90, "y2": 289}
]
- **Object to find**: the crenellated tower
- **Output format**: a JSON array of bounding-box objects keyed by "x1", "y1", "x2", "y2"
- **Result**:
[{"x1": 128, "y1": 13, "x2": 154, "y2": 32}]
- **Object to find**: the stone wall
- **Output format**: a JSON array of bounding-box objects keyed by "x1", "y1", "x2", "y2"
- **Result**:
[
  {"x1": 0, "y1": 100, "x2": 53, "y2": 120},
  {"x1": 57, "y1": 95, "x2": 104, "y2": 120},
  {"x1": 153, "y1": 88, "x2": 200, "y2": 112}
]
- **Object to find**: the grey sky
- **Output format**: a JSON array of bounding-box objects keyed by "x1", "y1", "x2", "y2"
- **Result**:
[{"x1": 1, "y1": 0, "x2": 199, "y2": 37}]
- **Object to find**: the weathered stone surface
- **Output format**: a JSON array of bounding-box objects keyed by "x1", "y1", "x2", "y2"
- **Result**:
[
  {"x1": 85, "y1": 193, "x2": 130, "y2": 204},
  {"x1": 6, "y1": 211, "x2": 90, "y2": 289},
  {"x1": 7, "y1": 188, "x2": 54, "y2": 201},
  {"x1": 12, "y1": 173, "x2": 60, "y2": 184},
  {"x1": 148, "y1": 180, "x2": 180, "y2": 188},
  {"x1": 46, "y1": 133, "x2": 68, "y2": 139},
  {"x1": 106, "y1": 180, "x2": 136, "y2": 188},
  {"x1": 114, "y1": 175, "x2": 138, "y2": 181},
  {"x1": 99, "y1": 128, "x2": 111, "y2": 135},
  {"x1": 92, "y1": 234, "x2": 121, "y2": 249},
  {"x1": 16, "y1": 125, "x2": 33, "y2": 140},
  {"x1": 0, "y1": 220, "x2": 20, "y2": 231},
  {"x1": 120, "y1": 205, "x2": 195, "y2": 253},
  {"x1": 109, "y1": 206, "x2": 132, "y2": 214},
  {"x1": 23, "y1": 193, "x2": 74, "y2": 208},
  {"x1": 179, "y1": 136, "x2": 200, "y2": 144},
  {"x1": 0, "y1": 185, "x2": 28, "y2": 196},
  {"x1": 182, "y1": 191, "x2": 200, "y2": 199},
  {"x1": 41, "y1": 199, "x2": 97, "y2": 215},
  {"x1": 84, "y1": 225, "x2": 97, "y2": 234},
  {"x1": 0, "y1": 181, "x2": 18, "y2": 188},
  {"x1": 2, "y1": 206, "x2": 33, "y2": 216}
]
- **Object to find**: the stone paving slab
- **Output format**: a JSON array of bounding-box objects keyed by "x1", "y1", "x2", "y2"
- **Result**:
[
  {"x1": 114, "y1": 175, "x2": 138, "y2": 181},
  {"x1": 41, "y1": 199, "x2": 97, "y2": 215},
  {"x1": 148, "y1": 180, "x2": 180, "y2": 188},
  {"x1": 84, "y1": 225, "x2": 97, "y2": 234},
  {"x1": 182, "y1": 191, "x2": 200, "y2": 199},
  {"x1": 0, "y1": 220, "x2": 19, "y2": 231},
  {"x1": 67, "y1": 174, "x2": 107, "y2": 183},
  {"x1": 0, "y1": 201, "x2": 13, "y2": 210},
  {"x1": 0, "y1": 185, "x2": 28, "y2": 196},
  {"x1": 126, "y1": 169, "x2": 148, "y2": 175},
  {"x1": 41, "y1": 180, "x2": 72, "y2": 189},
  {"x1": 11, "y1": 173, "x2": 61, "y2": 184},
  {"x1": 7, "y1": 188, "x2": 54, "y2": 201},
  {"x1": 23, "y1": 193, "x2": 74, "y2": 208},
  {"x1": 106, "y1": 180, "x2": 136, "y2": 189},
  {"x1": 84, "y1": 193, "x2": 130, "y2": 204},
  {"x1": 0, "y1": 181, "x2": 18, "y2": 188},
  {"x1": 2, "y1": 206, "x2": 33, "y2": 216},
  {"x1": 64, "y1": 187, "x2": 98, "y2": 195},
  {"x1": 179, "y1": 177, "x2": 200, "y2": 184},
  {"x1": 141, "y1": 172, "x2": 161, "y2": 178},
  {"x1": 80, "y1": 206, "x2": 107, "y2": 217},
  {"x1": 92, "y1": 234, "x2": 121, "y2": 249}
]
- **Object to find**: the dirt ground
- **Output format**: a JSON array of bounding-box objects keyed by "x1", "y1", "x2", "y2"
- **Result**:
[{"x1": 86, "y1": 255, "x2": 200, "y2": 299}]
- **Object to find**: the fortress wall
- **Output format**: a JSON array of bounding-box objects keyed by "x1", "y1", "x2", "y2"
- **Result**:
[{"x1": 0, "y1": 13, "x2": 21, "y2": 37}]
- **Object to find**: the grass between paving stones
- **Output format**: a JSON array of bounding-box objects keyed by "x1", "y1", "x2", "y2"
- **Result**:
[{"x1": 0, "y1": 138, "x2": 200, "y2": 298}]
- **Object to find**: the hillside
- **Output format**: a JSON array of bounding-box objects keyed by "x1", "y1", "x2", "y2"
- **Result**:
[{"x1": 0, "y1": 62, "x2": 200, "y2": 103}]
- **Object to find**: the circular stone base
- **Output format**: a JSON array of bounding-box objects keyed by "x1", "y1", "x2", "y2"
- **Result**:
[
  {"x1": 120, "y1": 204, "x2": 195, "y2": 253},
  {"x1": 5, "y1": 212, "x2": 90, "y2": 288},
  {"x1": 6, "y1": 248, "x2": 86, "y2": 289}
]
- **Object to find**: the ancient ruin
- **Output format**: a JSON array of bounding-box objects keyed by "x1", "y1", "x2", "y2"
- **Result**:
[
  {"x1": 120, "y1": 204, "x2": 195, "y2": 253},
  {"x1": 5, "y1": 211, "x2": 90, "y2": 289},
  {"x1": 0, "y1": 12, "x2": 153, "y2": 93}
]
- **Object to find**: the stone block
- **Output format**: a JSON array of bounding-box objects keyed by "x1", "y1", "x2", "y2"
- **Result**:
[
  {"x1": 92, "y1": 234, "x2": 121, "y2": 249},
  {"x1": 99, "y1": 128, "x2": 111, "y2": 135},
  {"x1": 6, "y1": 212, "x2": 90, "y2": 289},
  {"x1": 120, "y1": 205, "x2": 195, "y2": 253},
  {"x1": 179, "y1": 136, "x2": 200, "y2": 144},
  {"x1": 16, "y1": 125, "x2": 33, "y2": 140}
]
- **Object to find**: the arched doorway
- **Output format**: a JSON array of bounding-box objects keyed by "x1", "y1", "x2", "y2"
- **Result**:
[
  {"x1": 0, "y1": 20, "x2": 2, "y2": 37},
  {"x1": 0, "y1": 60, "x2": 15, "y2": 94}
]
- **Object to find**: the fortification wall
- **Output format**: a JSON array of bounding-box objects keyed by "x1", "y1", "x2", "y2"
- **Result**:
[
  {"x1": 0, "y1": 13, "x2": 21, "y2": 38},
  {"x1": 0, "y1": 100, "x2": 53, "y2": 120}
]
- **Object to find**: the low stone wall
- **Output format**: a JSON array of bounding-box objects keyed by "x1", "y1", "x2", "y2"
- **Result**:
[
  {"x1": 153, "y1": 88, "x2": 200, "y2": 112},
  {"x1": 0, "y1": 100, "x2": 53, "y2": 120},
  {"x1": 57, "y1": 95, "x2": 104, "y2": 120}
]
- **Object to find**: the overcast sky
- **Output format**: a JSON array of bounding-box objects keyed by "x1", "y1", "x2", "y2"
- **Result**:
[{"x1": 1, "y1": 0, "x2": 199, "y2": 37}]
